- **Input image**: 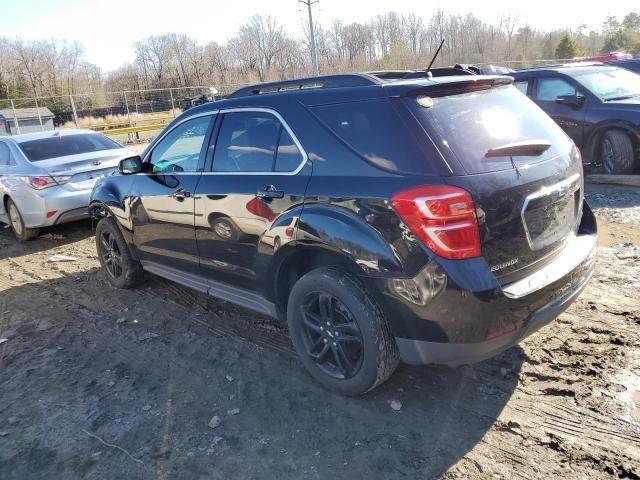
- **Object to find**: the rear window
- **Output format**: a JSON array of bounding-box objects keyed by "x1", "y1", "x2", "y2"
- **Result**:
[
  {"x1": 407, "y1": 85, "x2": 571, "y2": 174},
  {"x1": 17, "y1": 133, "x2": 121, "y2": 162},
  {"x1": 309, "y1": 99, "x2": 435, "y2": 174}
]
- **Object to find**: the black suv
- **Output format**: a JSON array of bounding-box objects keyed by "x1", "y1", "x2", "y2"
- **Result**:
[
  {"x1": 90, "y1": 73, "x2": 597, "y2": 395},
  {"x1": 511, "y1": 64, "x2": 640, "y2": 174}
]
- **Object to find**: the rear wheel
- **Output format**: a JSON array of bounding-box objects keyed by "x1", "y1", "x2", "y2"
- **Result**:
[
  {"x1": 6, "y1": 198, "x2": 39, "y2": 241},
  {"x1": 601, "y1": 130, "x2": 635, "y2": 174},
  {"x1": 287, "y1": 268, "x2": 399, "y2": 395},
  {"x1": 96, "y1": 216, "x2": 144, "y2": 289}
]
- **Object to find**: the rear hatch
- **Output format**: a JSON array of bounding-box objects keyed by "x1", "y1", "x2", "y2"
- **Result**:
[
  {"x1": 403, "y1": 79, "x2": 583, "y2": 283},
  {"x1": 17, "y1": 133, "x2": 132, "y2": 191}
]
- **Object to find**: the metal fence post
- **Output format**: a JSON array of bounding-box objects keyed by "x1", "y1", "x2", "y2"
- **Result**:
[
  {"x1": 69, "y1": 94, "x2": 79, "y2": 127},
  {"x1": 169, "y1": 88, "x2": 176, "y2": 118},
  {"x1": 34, "y1": 96, "x2": 44, "y2": 131},
  {"x1": 123, "y1": 91, "x2": 133, "y2": 128},
  {"x1": 10, "y1": 99, "x2": 21, "y2": 134}
]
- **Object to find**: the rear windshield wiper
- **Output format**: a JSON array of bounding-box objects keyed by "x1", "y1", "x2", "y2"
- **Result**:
[{"x1": 485, "y1": 140, "x2": 551, "y2": 158}]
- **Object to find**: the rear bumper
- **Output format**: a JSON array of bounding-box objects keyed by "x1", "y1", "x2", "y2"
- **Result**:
[
  {"x1": 389, "y1": 200, "x2": 597, "y2": 366},
  {"x1": 396, "y1": 261, "x2": 593, "y2": 365},
  {"x1": 9, "y1": 185, "x2": 91, "y2": 228}
]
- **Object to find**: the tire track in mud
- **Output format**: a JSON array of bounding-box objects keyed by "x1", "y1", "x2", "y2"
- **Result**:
[{"x1": 2, "y1": 254, "x2": 295, "y2": 357}]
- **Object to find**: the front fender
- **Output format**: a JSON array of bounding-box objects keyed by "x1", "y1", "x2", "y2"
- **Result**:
[{"x1": 90, "y1": 175, "x2": 137, "y2": 240}]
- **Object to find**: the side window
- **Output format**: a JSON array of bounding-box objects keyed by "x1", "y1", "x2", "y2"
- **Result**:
[
  {"x1": 514, "y1": 80, "x2": 529, "y2": 96},
  {"x1": 536, "y1": 78, "x2": 579, "y2": 101},
  {"x1": 310, "y1": 99, "x2": 435, "y2": 174},
  {"x1": 275, "y1": 129, "x2": 304, "y2": 172},
  {"x1": 213, "y1": 111, "x2": 282, "y2": 172},
  {"x1": 148, "y1": 116, "x2": 211, "y2": 173},
  {"x1": 0, "y1": 142, "x2": 15, "y2": 166}
]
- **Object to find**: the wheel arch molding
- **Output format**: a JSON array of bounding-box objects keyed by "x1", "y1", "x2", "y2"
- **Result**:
[
  {"x1": 585, "y1": 119, "x2": 640, "y2": 163},
  {"x1": 267, "y1": 202, "x2": 405, "y2": 314}
]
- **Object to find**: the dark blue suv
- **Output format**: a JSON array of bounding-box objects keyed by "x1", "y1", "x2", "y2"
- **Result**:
[{"x1": 90, "y1": 73, "x2": 597, "y2": 395}]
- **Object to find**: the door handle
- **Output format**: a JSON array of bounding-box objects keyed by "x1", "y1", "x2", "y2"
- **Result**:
[
  {"x1": 256, "y1": 185, "x2": 284, "y2": 199},
  {"x1": 170, "y1": 188, "x2": 191, "y2": 200}
]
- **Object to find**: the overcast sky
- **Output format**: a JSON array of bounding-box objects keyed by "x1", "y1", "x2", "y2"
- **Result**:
[{"x1": 1, "y1": 0, "x2": 637, "y2": 71}]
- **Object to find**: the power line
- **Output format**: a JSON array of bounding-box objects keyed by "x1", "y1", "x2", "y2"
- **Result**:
[{"x1": 298, "y1": 0, "x2": 319, "y2": 76}]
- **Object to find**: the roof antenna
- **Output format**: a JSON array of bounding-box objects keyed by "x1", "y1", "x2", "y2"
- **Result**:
[{"x1": 426, "y1": 39, "x2": 445, "y2": 75}]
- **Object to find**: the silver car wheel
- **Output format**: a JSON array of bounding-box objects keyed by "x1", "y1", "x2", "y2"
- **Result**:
[{"x1": 8, "y1": 202, "x2": 23, "y2": 235}]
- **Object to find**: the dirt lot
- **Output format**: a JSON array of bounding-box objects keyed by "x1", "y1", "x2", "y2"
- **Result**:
[{"x1": 0, "y1": 184, "x2": 639, "y2": 480}]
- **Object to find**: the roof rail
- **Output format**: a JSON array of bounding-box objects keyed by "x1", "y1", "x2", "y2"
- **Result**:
[{"x1": 228, "y1": 73, "x2": 380, "y2": 98}]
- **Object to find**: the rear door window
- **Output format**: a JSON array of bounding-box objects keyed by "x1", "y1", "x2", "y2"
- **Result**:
[
  {"x1": 309, "y1": 99, "x2": 435, "y2": 174},
  {"x1": 407, "y1": 85, "x2": 572, "y2": 174},
  {"x1": 213, "y1": 111, "x2": 304, "y2": 173},
  {"x1": 0, "y1": 142, "x2": 16, "y2": 166}
]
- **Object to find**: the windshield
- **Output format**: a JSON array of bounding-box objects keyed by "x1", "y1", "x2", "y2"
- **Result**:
[
  {"x1": 408, "y1": 85, "x2": 572, "y2": 174},
  {"x1": 573, "y1": 67, "x2": 640, "y2": 100},
  {"x1": 17, "y1": 133, "x2": 121, "y2": 162}
]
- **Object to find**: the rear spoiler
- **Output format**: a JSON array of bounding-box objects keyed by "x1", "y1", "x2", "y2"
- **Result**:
[{"x1": 402, "y1": 76, "x2": 513, "y2": 98}]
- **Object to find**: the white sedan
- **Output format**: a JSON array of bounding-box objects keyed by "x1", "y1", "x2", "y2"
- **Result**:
[{"x1": 0, "y1": 129, "x2": 137, "y2": 240}]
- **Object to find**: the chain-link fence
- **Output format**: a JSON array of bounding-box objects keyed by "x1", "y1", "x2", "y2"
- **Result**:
[{"x1": 0, "y1": 85, "x2": 247, "y2": 141}]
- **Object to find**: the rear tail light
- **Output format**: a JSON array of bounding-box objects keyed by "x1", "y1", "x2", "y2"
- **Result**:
[
  {"x1": 391, "y1": 185, "x2": 481, "y2": 259},
  {"x1": 20, "y1": 175, "x2": 70, "y2": 190}
]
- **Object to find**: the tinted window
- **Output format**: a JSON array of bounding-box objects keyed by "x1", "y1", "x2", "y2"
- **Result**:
[
  {"x1": 408, "y1": 85, "x2": 571, "y2": 174},
  {"x1": 275, "y1": 129, "x2": 303, "y2": 172},
  {"x1": 213, "y1": 112, "x2": 282, "y2": 172},
  {"x1": 0, "y1": 142, "x2": 15, "y2": 166},
  {"x1": 149, "y1": 116, "x2": 211, "y2": 173},
  {"x1": 310, "y1": 99, "x2": 434, "y2": 174},
  {"x1": 17, "y1": 133, "x2": 121, "y2": 162},
  {"x1": 573, "y1": 67, "x2": 640, "y2": 100},
  {"x1": 514, "y1": 80, "x2": 529, "y2": 95},
  {"x1": 536, "y1": 78, "x2": 579, "y2": 101}
]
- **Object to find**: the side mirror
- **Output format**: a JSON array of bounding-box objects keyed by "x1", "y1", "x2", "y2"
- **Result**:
[
  {"x1": 555, "y1": 94, "x2": 584, "y2": 109},
  {"x1": 119, "y1": 155, "x2": 143, "y2": 175}
]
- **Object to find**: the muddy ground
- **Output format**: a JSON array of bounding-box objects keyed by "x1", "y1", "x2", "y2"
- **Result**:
[{"x1": 0, "y1": 184, "x2": 639, "y2": 480}]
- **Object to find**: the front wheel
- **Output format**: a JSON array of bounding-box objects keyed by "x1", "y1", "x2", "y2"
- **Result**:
[
  {"x1": 287, "y1": 268, "x2": 399, "y2": 395},
  {"x1": 6, "y1": 198, "x2": 39, "y2": 241},
  {"x1": 96, "y1": 216, "x2": 144, "y2": 289},
  {"x1": 601, "y1": 130, "x2": 635, "y2": 174}
]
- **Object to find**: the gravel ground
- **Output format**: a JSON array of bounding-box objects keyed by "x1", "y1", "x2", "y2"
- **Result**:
[{"x1": 0, "y1": 184, "x2": 638, "y2": 479}]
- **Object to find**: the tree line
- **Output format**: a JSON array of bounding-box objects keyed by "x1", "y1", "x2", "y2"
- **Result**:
[{"x1": 1, "y1": 9, "x2": 639, "y2": 101}]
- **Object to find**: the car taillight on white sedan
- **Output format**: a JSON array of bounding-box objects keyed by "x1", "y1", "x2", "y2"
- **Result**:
[
  {"x1": 19, "y1": 176, "x2": 71, "y2": 190},
  {"x1": 392, "y1": 185, "x2": 482, "y2": 260}
]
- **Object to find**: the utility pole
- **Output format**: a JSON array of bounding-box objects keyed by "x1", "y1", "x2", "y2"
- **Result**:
[{"x1": 299, "y1": 0, "x2": 319, "y2": 76}]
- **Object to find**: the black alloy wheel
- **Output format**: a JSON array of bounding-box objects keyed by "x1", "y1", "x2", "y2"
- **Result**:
[
  {"x1": 99, "y1": 229, "x2": 123, "y2": 280},
  {"x1": 299, "y1": 292, "x2": 364, "y2": 380}
]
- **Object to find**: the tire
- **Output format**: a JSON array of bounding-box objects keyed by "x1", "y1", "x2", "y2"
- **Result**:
[
  {"x1": 287, "y1": 267, "x2": 400, "y2": 395},
  {"x1": 601, "y1": 130, "x2": 635, "y2": 175},
  {"x1": 5, "y1": 198, "x2": 39, "y2": 241},
  {"x1": 95, "y1": 216, "x2": 144, "y2": 289},
  {"x1": 211, "y1": 216, "x2": 240, "y2": 241}
]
